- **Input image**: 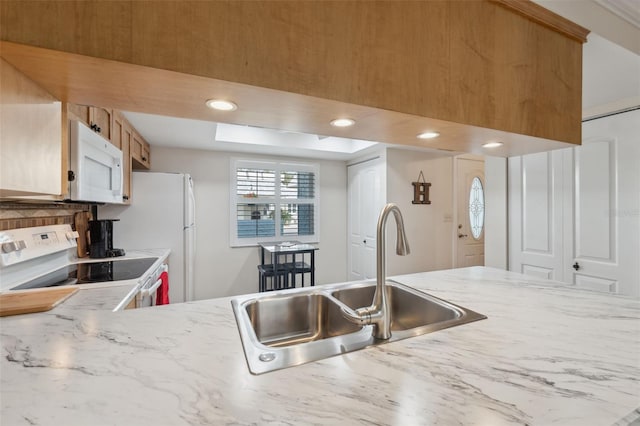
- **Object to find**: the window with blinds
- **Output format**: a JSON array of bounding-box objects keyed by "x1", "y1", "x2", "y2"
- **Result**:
[{"x1": 231, "y1": 160, "x2": 319, "y2": 246}]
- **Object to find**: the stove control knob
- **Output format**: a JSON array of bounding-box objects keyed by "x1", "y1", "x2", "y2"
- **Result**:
[{"x1": 2, "y1": 240, "x2": 26, "y2": 253}]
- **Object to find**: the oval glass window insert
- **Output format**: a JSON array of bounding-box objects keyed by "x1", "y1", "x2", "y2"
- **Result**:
[{"x1": 468, "y1": 177, "x2": 485, "y2": 239}]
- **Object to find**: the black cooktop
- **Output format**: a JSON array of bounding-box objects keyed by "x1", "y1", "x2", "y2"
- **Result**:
[{"x1": 12, "y1": 258, "x2": 158, "y2": 290}]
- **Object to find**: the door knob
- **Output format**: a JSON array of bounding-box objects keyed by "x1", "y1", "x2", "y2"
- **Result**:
[
  {"x1": 572, "y1": 262, "x2": 580, "y2": 271},
  {"x1": 363, "y1": 239, "x2": 367, "y2": 244},
  {"x1": 458, "y1": 234, "x2": 468, "y2": 238}
]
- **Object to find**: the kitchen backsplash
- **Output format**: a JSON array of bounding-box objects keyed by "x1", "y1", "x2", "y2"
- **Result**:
[{"x1": 0, "y1": 203, "x2": 91, "y2": 231}]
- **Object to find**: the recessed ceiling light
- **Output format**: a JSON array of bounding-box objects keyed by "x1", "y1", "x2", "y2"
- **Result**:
[
  {"x1": 417, "y1": 131, "x2": 440, "y2": 139},
  {"x1": 206, "y1": 99, "x2": 238, "y2": 111},
  {"x1": 482, "y1": 141, "x2": 504, "y2": 148},
  {"x1": 330, "y1": 118, "x2": 355, "y2": 127}
]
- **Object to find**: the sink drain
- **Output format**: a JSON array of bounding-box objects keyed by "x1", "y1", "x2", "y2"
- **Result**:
[{"x1": 258, "y1": 352, "x2": 276, "y2": 362}]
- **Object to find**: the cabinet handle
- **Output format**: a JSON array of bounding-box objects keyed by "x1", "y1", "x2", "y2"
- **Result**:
[
  {"x1": 572, "y1": 262, "x2": 580, "y2": 271},
  {"x1": 142, "y1": 156, "x2": 147, "y2": 162},
  {"x1": 123, "y1": 195, "x2": 129, "y2": 201}
]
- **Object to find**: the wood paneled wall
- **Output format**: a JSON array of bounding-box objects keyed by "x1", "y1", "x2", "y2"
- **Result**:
[{"x1": 0, "y1": 0, "x2": 587, "y2": 145}]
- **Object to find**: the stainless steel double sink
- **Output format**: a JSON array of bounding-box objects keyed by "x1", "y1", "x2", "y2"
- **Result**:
[{"x1": 231, "y1": 280, "x2": 486, "y2": 374}]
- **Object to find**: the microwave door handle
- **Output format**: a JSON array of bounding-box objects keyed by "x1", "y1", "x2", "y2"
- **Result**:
[{"x1": 113, "y1": 158, "x2": 123, "y2": 196}]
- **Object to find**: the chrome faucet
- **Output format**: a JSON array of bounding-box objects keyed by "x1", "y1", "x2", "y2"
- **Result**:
[{"x1": 342, "y1": 203, "x2": 410, "y2": 339}]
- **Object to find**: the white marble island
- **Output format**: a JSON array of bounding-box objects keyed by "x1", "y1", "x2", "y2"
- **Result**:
[{"x1": 1, "y1": 267, "x2": 639, "y2": 425}]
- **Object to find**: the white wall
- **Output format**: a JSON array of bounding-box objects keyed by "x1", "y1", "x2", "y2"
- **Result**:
[
  {"x1": 385, "y1": 149, "x2": 454, "y2": 276},
  {"x1": 484, "y1": 156, "x2": 508, "y2": 270},
  {"x1": 150, "y1": 147, "x2": 348, "y2": 299}
]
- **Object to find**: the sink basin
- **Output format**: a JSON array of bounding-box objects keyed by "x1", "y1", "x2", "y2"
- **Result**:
[
  {"x1": 332, "y1": 282, "x2": 460, "y2": 331},
  {"x1": 231, "y1": 280, "x2": 486, "y2": 374},
  {"x1": 245, "y1": 293, "x2": 362, "y2": 347}
]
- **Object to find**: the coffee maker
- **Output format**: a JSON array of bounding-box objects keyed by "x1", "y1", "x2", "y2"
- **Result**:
[{"x1": 88, "y1": 219, "x2": 126, "y2": 258}]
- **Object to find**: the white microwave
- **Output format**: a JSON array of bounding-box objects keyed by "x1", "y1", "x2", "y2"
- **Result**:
[{"x1": 67, "y1": 120, "x2": 124, "y2": 204}]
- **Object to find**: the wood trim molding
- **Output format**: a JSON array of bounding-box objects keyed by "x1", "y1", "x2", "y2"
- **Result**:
[{"x1": 491, "y1": 0, "x2": 590, "y2": 42}]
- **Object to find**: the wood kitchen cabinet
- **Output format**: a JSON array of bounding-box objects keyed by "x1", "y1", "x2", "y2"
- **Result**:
[
  {"x1": 89, "y1": 107, "x2": 113, "y2": 141},
  {"x1": 111, "y1": 110, "x2": 124, "y2": 150},
  {"x1": 4, "y1": 89, "x2": 149, "y2": 202},
  {"x1": 112, "y1": 111, "x2": 132, "y2": 204},
  {"x1": 0, "y1": 59, "x2": 63, "y2": 197},
  {"x1": 67, "y1": 104, "x2": 113, "y2": 143},
  {"x1": 66, "y1": 103, "x2": 90, "y2": 128},
  {"x1": 131, "y1": 129, "x2": 151, "y2": 170}
]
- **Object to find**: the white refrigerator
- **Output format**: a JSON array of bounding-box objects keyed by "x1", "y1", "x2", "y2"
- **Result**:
[{"x1": 101, "y1": 172, "x2": 196, "y2": 303}]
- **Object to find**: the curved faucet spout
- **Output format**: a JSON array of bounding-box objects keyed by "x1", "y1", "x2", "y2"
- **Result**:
[
  {"x1": 342, "y1": 203, "x2": 410, "y2": 340},
  {"x1": 373, "y1": 203, "x2": 410, "y2": 339}
]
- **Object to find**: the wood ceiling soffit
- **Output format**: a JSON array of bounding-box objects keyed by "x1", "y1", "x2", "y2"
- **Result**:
[
  {"x1": 0, "y1": 1, "x2": 585, "y2": 145},
  {"x1": 490, "y1": 0, "x2": 590, "y2": 42}
]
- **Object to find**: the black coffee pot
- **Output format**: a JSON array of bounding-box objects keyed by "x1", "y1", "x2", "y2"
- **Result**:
[{"x1": 88, "y1": 219, "x2": 125, "y2": 258}]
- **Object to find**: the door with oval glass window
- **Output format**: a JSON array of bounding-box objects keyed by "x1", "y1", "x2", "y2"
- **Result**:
[{"x1": 456, "y1": 157, "x2": 485, "y2": 267}]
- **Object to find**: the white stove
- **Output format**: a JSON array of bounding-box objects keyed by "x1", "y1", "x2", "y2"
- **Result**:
[{"x1": 0, "y1": 224, "x2": 166, "y2": 310}]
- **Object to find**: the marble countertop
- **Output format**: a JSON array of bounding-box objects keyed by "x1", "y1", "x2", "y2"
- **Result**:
[{"x1": 1, "y1": 267, "x2": 638, "y2": 425}]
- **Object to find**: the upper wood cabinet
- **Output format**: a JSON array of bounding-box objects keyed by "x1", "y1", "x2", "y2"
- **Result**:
[
  {"x1": 112, "y1": 111, "x2": 132, "y2": 203},
  {"x1": 66, "y1": 103, "x2": 90, "y2": 128},
  {"x1": 89, "y1": 107, "x2": 113, "y2": 140},
  {"x1": 111, "y1": 111, "x2": 124, "y2": 150},
  {"x1": 67, "y1": 104, "x2": 113, "y2": 142},
  {"x1": 0, "y1": 59, "x2": 63, "y2": 197},
  {"x1": 131, "y1": 129, "x2": 151, "y2": 170}
]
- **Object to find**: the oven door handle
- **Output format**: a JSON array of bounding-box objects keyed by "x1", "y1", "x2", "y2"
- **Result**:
[
  {"x1": 139, "y1": 264, "x2": 168, "y2": 297},
  {"x1": 140, "y1": 277, "x2": 163, "y2": 297}
]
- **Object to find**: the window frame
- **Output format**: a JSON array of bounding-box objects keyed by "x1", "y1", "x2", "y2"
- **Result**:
[{"x1": 230, "y1": 158, "x2": 320, "y2": 247}]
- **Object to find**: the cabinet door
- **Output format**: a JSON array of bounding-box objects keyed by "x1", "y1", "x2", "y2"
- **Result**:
[
  {"x1": 114, "y1": 112, "x2": 132, "y2": 204},
  {"x1": 131, "y1": 129, "x2": 151, "y2": 169},
  {"x1": 122, "y1": 120, "x2": 132, "y2": 204},
  {"x1": 67, "y1": 103, "x2": 90, "y2": 127},
  {"x1": 0, "y1": 59, "x2": 62, "y2": 197},
  {"x1": 141, "y1": 141, "x2": 151, "y2": 168},
  {"x1": 111, "y1": 112, "x2": 123, "y2": 150},
  {"x1": 89, "y1": 106, "x2": 113, "y2": 141},
  {"x1": 131, "y1": 129, "x2": 143, "y2": 162}
]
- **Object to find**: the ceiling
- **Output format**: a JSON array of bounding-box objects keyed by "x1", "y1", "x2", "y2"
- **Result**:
[
  {"x1": 121, "y1": 1, "x2": 640, "y2": 161},
  {"x1": 122, "y1": 111, "x2": 385, "y2": 161},
  {"x1": 582, "y1": 33, "x2": 640, "y2": 114},
  {"x1": 594, "y1": 0, "x2": 640, "y2": 30},
  {"x1": 533, "y1": 0, "x2": 640, "y2": 55}
]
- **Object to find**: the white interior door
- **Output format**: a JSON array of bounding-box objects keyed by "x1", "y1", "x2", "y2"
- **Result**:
[
  {"x1": 509, "y1": 109, "x2": 639, "y2": 296},
  {"x1": 508, "y1": 150, "x2": 569, "y2": 280},
  {"x1": 567, "y1": 110, "x2": 640, "y2": 296},
  {"x1": 455, "y1": 157, "x2": 485, "y2": 267},
  {"x1": 348, "y1": 158, "x2": 384, "y2": 281}
]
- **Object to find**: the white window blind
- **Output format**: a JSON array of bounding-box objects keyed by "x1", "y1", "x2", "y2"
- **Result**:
[{"x1": 230, "y1": 159, "x2": 319, "y2": 246}]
